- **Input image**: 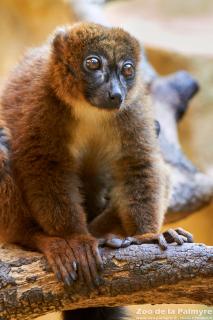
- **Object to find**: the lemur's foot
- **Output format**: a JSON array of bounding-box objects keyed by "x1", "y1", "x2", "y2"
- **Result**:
[
  {"x1": 100, "y1": 228, "x2": 193, "y2": 250},
  {"x1": 130, "y1": 228, "x2": 194, "y2": 250}
]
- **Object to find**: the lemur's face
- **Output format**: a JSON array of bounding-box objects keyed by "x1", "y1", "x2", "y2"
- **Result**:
[
  {"x1": 82, "y1": 52, "x2": 136, "y2": 110},
  {"x1": 52, "y1": 23, "x2": 141, "y2": 110}
]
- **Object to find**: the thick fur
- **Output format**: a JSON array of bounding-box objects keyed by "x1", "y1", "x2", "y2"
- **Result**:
[{"x1": 0, "y1": 23, "x2": 170, "y2": 319}]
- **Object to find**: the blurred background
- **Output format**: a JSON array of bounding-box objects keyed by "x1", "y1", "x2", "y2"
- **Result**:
[{"x1": 0, "y1": 0, "x2": 212, "y2": 319}]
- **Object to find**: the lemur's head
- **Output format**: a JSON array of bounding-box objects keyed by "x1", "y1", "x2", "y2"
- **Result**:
[{"x1": 51, "y1": 22, "x2": 141, "y2": 111}]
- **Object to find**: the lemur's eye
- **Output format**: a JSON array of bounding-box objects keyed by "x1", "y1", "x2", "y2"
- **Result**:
[
  {"x1": 85, "y1": 56, "x2": 101, "y2": 71},
  {"x1": 122, "y1": 62, "x2": 135, "y2": 78}
]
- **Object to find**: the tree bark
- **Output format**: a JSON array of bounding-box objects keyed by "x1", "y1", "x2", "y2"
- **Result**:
[{"x1": 0, "y1": 243, "x2": 212, "y2": 319}]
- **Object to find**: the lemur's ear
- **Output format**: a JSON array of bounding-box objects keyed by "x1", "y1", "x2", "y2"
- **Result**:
[
  {"x1": 52, "y1": 27, "x2": 68, "y2": 58},
  {"x1": 51, "y1": 26, "x2": 76, "y2": 78}
]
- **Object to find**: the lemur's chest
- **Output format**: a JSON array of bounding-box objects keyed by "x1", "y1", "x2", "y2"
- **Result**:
[{"x1": 68, "y1": 103, "x2": 121, "y2": 164}]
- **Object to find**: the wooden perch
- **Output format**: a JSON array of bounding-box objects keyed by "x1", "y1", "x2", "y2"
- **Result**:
[{"x1": 0, "y1": 243, "x2": 212, "y2": 319}]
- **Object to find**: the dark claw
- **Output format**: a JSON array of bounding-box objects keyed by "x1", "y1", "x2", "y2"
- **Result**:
[
  {"x1": 93, "y1": 247, "x2": 103, "y2": 271},
  {"x1": 70, "y1": 271, "x2": 77, "y2": 281},
  {"x1": 98, "y1": 261, "x2": 104, "y2": 272},
  {"x1": 56, "y1": 271, "x2": 62, "y2": 282},
  {"x1": 95, "y1": 277, "x2": 102, "y2": 286},
  {"x1": 99, "y1": 277, "x2": 105, "y2": 286},
  {"x1": 72, "y1": 261, "x2": 77, "y2": 271},
  {"x1": 64, "y1": 275, "x2": 72, "y2": 287}
]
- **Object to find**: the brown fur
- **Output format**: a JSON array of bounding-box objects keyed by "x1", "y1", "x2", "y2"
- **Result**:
[{"x1": 0, "y1": 23, "x2": 170, "y2": 290}]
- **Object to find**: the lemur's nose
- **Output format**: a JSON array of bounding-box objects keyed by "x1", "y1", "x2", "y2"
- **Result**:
[
  {"x1": 109, "y1": 91, "x2": 123, "y2": 105},
  {"x1": 108, "y1": 76, "x2": 123, "y2": 108}
]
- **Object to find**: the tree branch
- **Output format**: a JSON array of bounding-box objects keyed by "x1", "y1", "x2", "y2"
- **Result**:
[{"x1": 0, "y1": 243, "x2": 212, "y2": 319}]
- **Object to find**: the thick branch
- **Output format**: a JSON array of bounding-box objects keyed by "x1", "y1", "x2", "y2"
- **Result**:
[{"x1": 0, "y1": 243, "x2": 212, "y2": 319}]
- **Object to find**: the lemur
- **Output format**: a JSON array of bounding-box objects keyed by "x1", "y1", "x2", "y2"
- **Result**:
[{"x1": 0, "y1": 23, "x2": 193, "y2": 320}]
